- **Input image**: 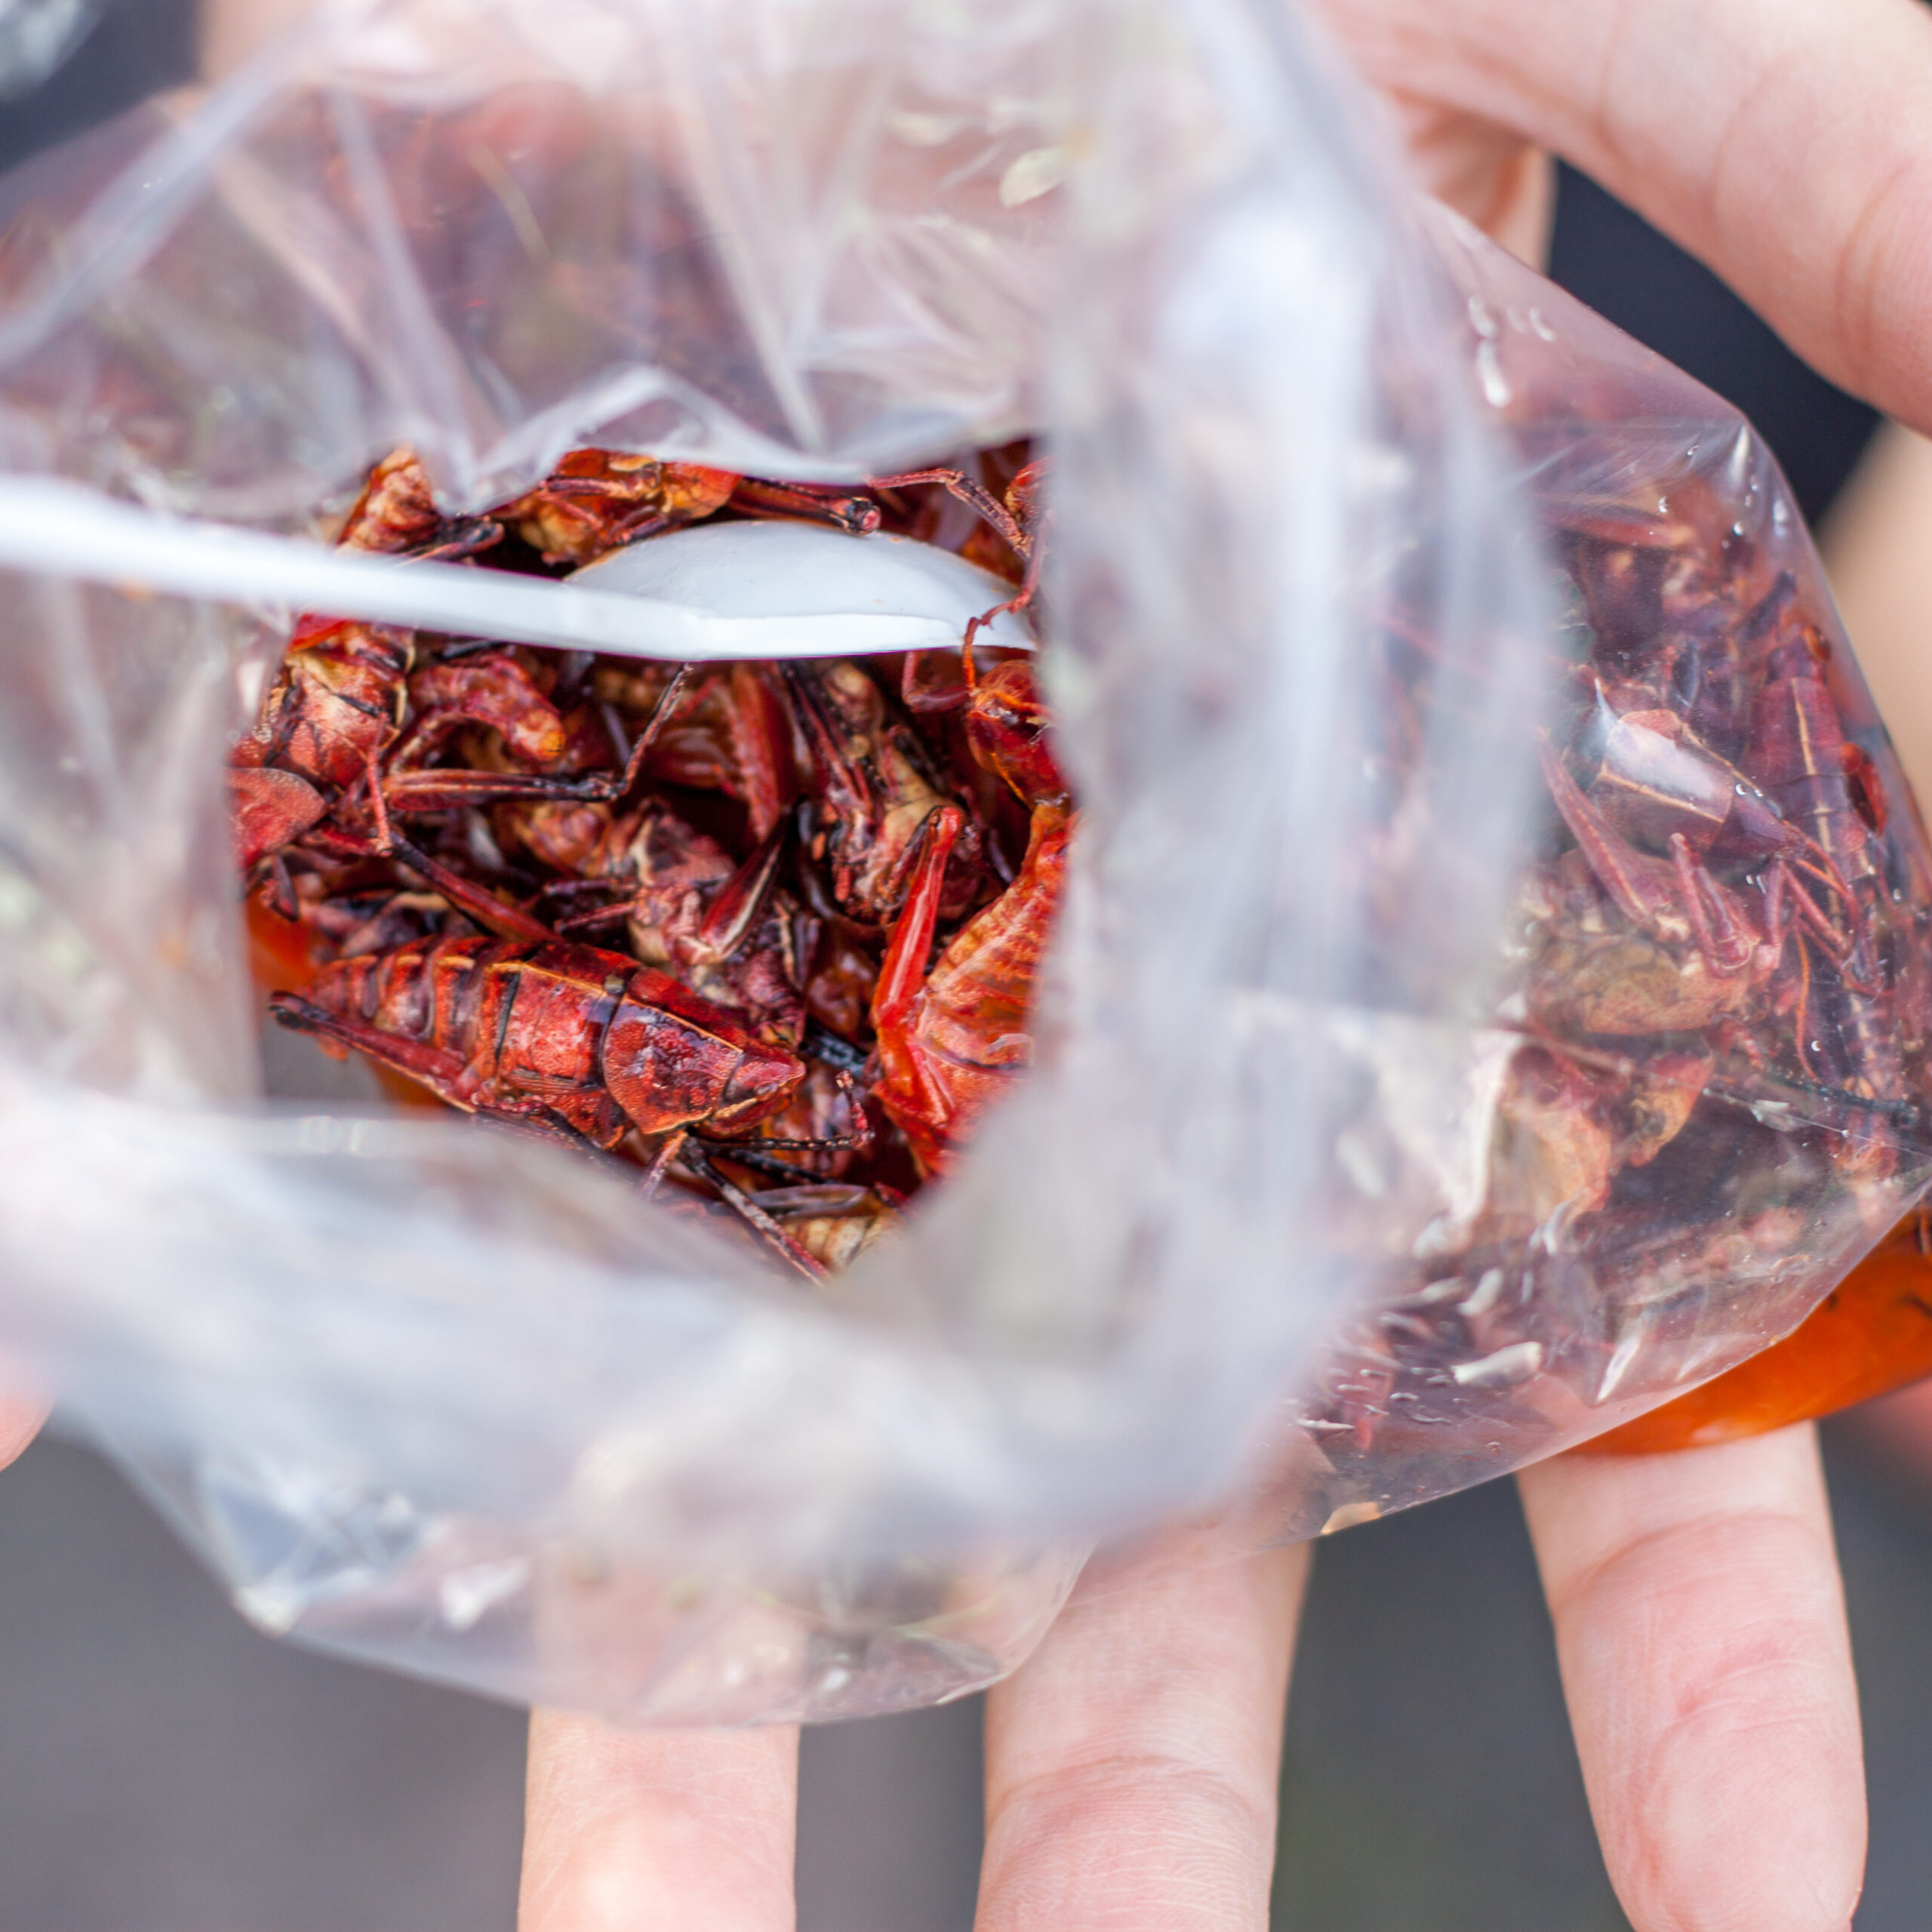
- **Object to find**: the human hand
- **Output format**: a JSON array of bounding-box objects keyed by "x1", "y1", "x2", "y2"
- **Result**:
[
  {"x1": 520, "y1": 1428, "x2": 1855, "y2": 1932},
  {"x1": 513, "y1": 0, "x2": 1932, "y2": 1920},
  {"x1": 1304, "y1": 0, "x2": 1932, "y2": 435}
]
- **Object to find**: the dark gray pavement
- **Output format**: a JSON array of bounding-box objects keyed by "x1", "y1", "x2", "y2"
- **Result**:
[{"x1": 0, "y1": 1433, "x2": 523, "y2": 1932}]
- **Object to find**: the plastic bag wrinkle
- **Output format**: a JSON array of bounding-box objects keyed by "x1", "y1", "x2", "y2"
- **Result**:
[{"x1": 19, "y1": 0, "x2": 1903, "y2": 1719}]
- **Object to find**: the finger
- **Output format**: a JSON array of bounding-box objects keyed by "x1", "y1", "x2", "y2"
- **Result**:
[
  {"x1": 1380, "y1": 102, "x2": 1557, "y2": 266},
  {"x1": 519, "y1": 1709, "x2": 797, "y2": 1932},
  {"x1": 1322, "y1": 0, "x2": 1932, "y2": 429},
  {"x1": 1477, "y1": 144, "x2": 1557, "y2": 270},
  {"x1": 977, "y1": 1537, "x2": 1309, "y2": 1932},
  {"x1": 200, "y1": 0, "x2": 318, "y2": 76},
  {"x1": 1820, "y1": 422, "x2": 1932, "y2": 811},
  {"x1": 1518, "y1": 1426, "x2": 1863, "y2": 1932}
]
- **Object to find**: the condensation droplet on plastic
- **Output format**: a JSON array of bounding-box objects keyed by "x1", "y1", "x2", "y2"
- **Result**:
[
  {"x1": 998, "y1": 145, "x2": 1070, "y2": 206},
  {"x1": 1475, "y1": 339, "x2": 1511, "y2": 409}
]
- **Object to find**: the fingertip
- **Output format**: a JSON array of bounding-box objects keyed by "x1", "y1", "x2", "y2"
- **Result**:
[
  {"x1": 1331, "y1": 0, "x2": 1932, "y2": 426},
  {"x1": 977, "y1": 1537, "x2": 1309, "y2": 1932},
  {"x1": 1614, "y1": 1540, "x2": 1865, "y2": 1932},
  {"x1": 520, "y1": 1709, "x2": 798, "y2": 1932},
  {"x1": 1520, "y1": 1427, "x2": 1864, "y2": 1932}
]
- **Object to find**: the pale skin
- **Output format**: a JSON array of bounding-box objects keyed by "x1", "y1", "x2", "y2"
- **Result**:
[
  {"x1": 1820, "y1": 423, "x2": 1932, "y2": 817},
  {"x1": 524, "y1": 1432, "x2": 1859, "y2": 1932},
  {"x1": 183, "y1": 0, "x2": 1932, "y2": 1924}
]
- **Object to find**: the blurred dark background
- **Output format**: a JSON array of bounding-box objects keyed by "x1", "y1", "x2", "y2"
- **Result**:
[
  {"x1": 0, "y1": 0, "x2": 192, "y2": 174},
  {"x1": 2, "y1": 15, "x2": 1924, "y2": 1932}
]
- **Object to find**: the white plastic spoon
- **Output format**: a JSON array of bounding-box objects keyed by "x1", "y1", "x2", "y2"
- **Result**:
[
  {"x1": 0, "y1": 478, "x2": 1032, "y2": 660},
  {"x1": 568, "y1": 518, "x2": 1035, "y2": 653}
]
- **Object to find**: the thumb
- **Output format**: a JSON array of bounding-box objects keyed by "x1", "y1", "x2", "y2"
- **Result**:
[{"x1": 1333, "y1": 0, "x2": 1932, "y2": 428}]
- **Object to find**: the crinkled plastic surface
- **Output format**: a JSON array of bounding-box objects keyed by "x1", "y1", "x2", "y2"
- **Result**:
[
  {"x1": 0, "y1": 0, "x2": 1918, "y2": 1724},
  {"x1": 1265, "y1": 212, "x2": 1932, "y2": 1537}
]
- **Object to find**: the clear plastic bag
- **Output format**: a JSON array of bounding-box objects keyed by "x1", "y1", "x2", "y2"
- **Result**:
[
  {"x1": 0, "y1": 0, "x2": 1917, "y2": 1724},
  {"x1": 1265, "y1": 211, "x2": 1932, "y2": 1536}
]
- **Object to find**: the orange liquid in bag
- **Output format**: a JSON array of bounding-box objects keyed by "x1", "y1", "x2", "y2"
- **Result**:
[
  {"x1": 247, "y1": 896, "x2": 442, "y2": 1114},
  {"x1": 1598, "y1": 1205, "x2": 1932, "y2": 1452}
]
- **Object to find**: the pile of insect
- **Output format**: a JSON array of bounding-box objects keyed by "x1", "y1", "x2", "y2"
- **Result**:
[{"x1": 0, "y1": 0, "x2": 1927, "y2": 1724}]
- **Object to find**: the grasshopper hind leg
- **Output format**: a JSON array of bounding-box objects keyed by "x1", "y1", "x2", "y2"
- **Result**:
[{"x1": 269, "y1": 994, "x2": 475, "y2": 1105}]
